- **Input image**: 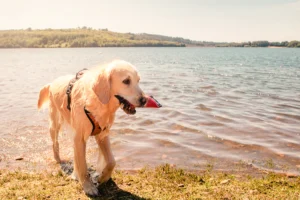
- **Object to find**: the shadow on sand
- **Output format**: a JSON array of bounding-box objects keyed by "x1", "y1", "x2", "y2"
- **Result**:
[{"x1": 60, "y1": 161, "x2": 147, "y2": 200}]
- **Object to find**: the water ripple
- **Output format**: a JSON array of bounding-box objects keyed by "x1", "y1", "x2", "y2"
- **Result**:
[{"x1": 0, "y1": 48, "x2": 300, "y2": 174}]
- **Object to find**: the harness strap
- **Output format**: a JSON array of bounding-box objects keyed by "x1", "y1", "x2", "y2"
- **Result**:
[
  {"x1": 84, "y1": 107, "x2": 106, "y2": 136},
  {"x1": 66, "y1": 68, "x2": 87, "y2": 111},
  {"x1": 66, "y1": 68, "x2": 104, "y2": 136}
]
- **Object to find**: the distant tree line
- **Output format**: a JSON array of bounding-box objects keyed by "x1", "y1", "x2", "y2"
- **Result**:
[
  {"x1": 213, "y1": 40, "x2": 300, "y2": 48},
  {"x1": 0, "y1": 28, "x2": 299, "y2": 48},
  {"x1": 0, "y1": 28, "x2": 185, "y2": 48}
]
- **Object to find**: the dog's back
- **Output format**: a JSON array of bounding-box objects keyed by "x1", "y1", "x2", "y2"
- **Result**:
[{"x1": 37, "y1": 75, "x2": 73, "y2": 110}]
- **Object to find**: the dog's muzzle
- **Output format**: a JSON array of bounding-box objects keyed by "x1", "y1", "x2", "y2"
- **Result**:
[{"x1": 115, "y1": 95, "x2": 136, "y2": 115}]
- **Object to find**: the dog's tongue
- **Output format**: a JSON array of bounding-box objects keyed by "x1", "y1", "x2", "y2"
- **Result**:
[{"x1": 144, "y1": 96, "x2": 162, "y2": 108}]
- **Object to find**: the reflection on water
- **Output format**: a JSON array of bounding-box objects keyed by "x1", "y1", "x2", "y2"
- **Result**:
[{"x1": 0, "y1": 47, "x2": 300, "y2": 174}]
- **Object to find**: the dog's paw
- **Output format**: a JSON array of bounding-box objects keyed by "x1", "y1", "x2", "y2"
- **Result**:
[
  {"x1": 83, "y1": 180, "x2": 99, "y2": 197},
  {"x1": 54, "y1": 156, "x2": 61, "y2": 164},
  {"x1": 69, "y1": 171, "x2": 78, "y2": 181},
  {"x1": 98, "y1": 174, "x2": 111, "y2": 185}
]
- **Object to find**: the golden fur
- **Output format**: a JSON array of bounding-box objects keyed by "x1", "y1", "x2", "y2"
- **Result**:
[{"x1": 38, "y1": 60, "x2": 145, "y2": 196}]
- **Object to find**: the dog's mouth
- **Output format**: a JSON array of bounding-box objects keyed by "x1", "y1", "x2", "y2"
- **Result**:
[{"x1": 115, "y1": 95, "x2": 136, "y2": 115}]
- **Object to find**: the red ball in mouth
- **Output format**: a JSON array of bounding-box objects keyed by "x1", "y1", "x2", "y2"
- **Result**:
[
  {"x1": 115, "y1": 95, "x2": 162, "y2": 115},
  {"x1": 144, "y1": 95, "x2": 162, "y2": 108}
]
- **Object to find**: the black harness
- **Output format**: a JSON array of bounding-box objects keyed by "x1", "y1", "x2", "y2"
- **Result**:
[
  {"x1": 66, "y1": 68, "x2": 87, "y2": 111},
  {"x1": 66, "y1": 69, "x2": 104, "y2": 136}
]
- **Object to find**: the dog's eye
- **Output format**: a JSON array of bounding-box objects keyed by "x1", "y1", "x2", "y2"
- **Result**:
[{"x1": 123, "y1": 78, "x2": 130, "y2": 85}]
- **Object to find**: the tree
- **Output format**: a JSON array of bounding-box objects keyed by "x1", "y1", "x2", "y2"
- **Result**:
[{"x1": 288, "y1": 41, "x2": 300, "y2": 47}]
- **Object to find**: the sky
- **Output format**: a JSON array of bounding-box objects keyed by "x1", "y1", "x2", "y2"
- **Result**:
[{"x1": 0, "y1": 0, "x2": 299, "y2": 42}]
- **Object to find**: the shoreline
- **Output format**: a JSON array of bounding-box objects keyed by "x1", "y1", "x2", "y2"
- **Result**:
[
  {"x1": 1, "y1": 154, "x2": 299, "y2": 178},
  {"x1": 0, "y1": 46, "x2": 295, "y2": 49},
  {"x1": 267, "y1": 46, "x2": 286, "y2": 48}
]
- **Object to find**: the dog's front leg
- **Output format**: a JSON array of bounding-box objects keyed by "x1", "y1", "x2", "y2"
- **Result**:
[
  {"x1": 74, "y1": 134, "x2": 98, "y2": 196},
  {"x1": 95, "y1": 135, "x2": 116, "y2": 184}
]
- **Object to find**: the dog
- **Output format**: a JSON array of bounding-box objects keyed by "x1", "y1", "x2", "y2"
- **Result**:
[{"x1": 37, "y1": 60, "x2": 147, "y2": 196}]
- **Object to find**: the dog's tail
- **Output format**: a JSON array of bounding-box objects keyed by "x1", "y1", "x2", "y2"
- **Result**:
[{"x1": 38, "y1": 84, "x2": 50, "y2": 110}]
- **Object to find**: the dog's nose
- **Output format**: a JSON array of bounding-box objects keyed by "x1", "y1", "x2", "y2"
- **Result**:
[{"x1": 139, "y1": 96, "x2": 147, "y2": 106}]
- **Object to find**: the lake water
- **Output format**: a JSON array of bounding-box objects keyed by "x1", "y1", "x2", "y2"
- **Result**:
[{"x1": 0, "y1": 47, "x2": 299, "y2": 174}]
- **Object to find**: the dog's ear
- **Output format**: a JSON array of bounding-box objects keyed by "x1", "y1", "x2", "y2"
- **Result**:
[{"x1": 93, "y1": 69, "x2": 111, "y2": 104}]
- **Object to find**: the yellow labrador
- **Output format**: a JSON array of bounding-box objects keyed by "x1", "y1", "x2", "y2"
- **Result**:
[{"x1": 38, "y1": 60, "x2": 147, "y2": 196}]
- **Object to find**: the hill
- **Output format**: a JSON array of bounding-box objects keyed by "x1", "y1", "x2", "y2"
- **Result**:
[
  {"x1": 0, "y1": 28, "x2": 185, "y2": 48},
  {"x1": 0, "y1": 28, "x2": 299, "y2": 48}
]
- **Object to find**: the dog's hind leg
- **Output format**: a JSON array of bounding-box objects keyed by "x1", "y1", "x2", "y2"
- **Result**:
[{"x1": 49, "y1": 103, "x2": 62, "y2": 163}]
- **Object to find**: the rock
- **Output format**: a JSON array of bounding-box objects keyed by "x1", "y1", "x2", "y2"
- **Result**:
[
  {"x1": 15, "y1": 157, "x2": 23, "y2": 161},
  {"x1": 178, "y1": 184, "x2": 184, "y2": 187},
  {"x1": 220, "y1": 179, "x2": 230, "y2": 184},
  {"x1": 199, "y1": 178, "x2": 205, "y2": 184},
  {"x1": 170, "y1": 164, "x2": 176, "y2": 168},
  {"x1": 249, "y1": 189, "x2": 258, "y2": 194},
  {"x1": 286, "y1": 173, "x2": 298, "y2": 178},
  {"x1": 52, "y1": 172, "x2": 58, "y2": 176},
  {"x1": 17, "y1": 197, "x2": 24, "y2": 200}
]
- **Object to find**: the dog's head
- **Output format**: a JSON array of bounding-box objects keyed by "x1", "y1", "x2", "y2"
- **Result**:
[{"x1": 93, "y1": 60, "x2": 147, "y2": 115}]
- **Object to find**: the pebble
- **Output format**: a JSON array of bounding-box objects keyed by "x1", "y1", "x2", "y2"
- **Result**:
[
  {"x1": 286, "y1": 173, "x2": 297, "y2": 178},
  {"x1": 220, "y1": 179, "x2": 230, "y2": 184},
  {"x1": 178, "y1": 184, "x2": 184, "y2": 187},
  {"x1": 52, "y1": 172, "x2": 58, "y2": 176},
  {"x1": 249, "y1": 189, "x2": 258, "y2": 194},
  {"x1": 15, "y1": 157, "x2": 23, "y2": 161},
  {"x1": 162, "y1": 154, "x2": 167, "y2": 159},
  {"x1": 170, "y1": 164, "x2": 176, "y2": 168}
]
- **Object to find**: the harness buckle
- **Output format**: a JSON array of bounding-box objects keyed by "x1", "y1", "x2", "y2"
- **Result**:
[{"x1": 66, "y1": 85, "x2": 72, "y2": 94}]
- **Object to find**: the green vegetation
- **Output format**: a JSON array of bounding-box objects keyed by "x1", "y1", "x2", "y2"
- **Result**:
[
  {"x1": 0, "y1": 27, "x2": 185, "y2": 48},
  {"x1": 214, "y1": 40, "x2": 300, "y2": 48},
  {"x1": 1, "y1": 27, "x2": 299, "y2": 48},
  {"x1": 1, "y1": 164, "x2": 299, "y2": 199}
]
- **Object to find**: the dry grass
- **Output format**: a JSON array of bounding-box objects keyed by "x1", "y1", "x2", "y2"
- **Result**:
[{"x1": 0, "y1": 164, "x2": 299, "y2": 200}]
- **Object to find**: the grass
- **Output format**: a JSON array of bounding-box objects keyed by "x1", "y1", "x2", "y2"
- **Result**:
[{"x1": 0, "y1": 164, "x2": 299, "y2": 200}]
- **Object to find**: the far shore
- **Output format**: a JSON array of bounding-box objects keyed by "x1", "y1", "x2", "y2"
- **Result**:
[
  {"x1": 268, "y1": 46, "x2": 287, "y2": 48},
  {"x1": 0, "y1": 46, "x2": 296, "y2": 49},
  {"x1": 1, "y1": 28, "x2": 299, "y2": 48}
]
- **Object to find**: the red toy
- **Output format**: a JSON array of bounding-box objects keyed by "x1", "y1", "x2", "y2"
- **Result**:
[{"x1": 144, "y1": 96, "x2": 162, "y2": 108}]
